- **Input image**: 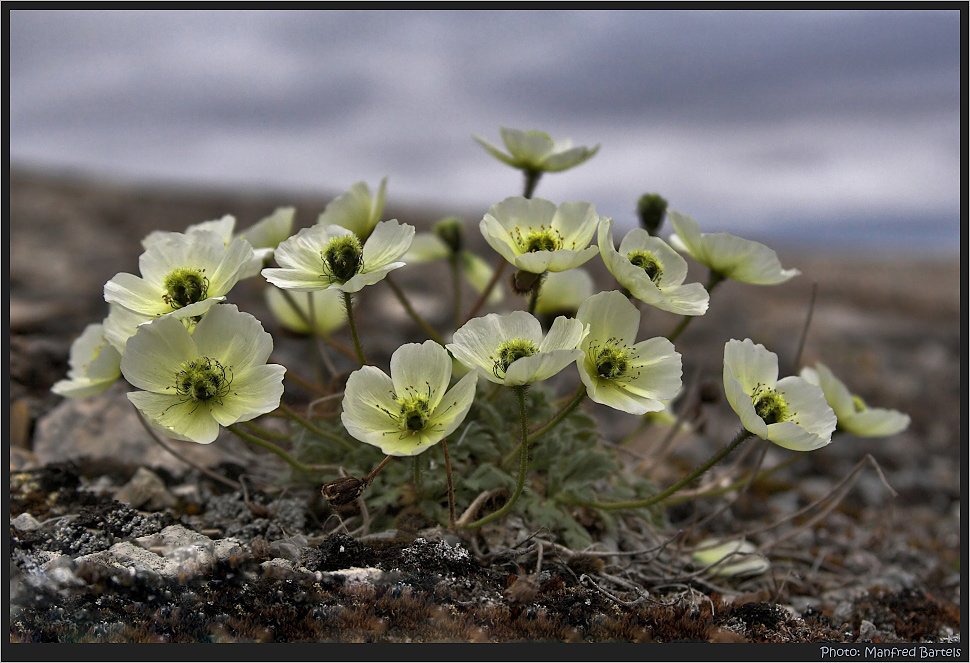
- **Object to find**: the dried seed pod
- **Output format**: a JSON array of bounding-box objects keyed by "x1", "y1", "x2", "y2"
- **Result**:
[{"x1": 321, "y1": 476, "x2": 365, "y2": 507}]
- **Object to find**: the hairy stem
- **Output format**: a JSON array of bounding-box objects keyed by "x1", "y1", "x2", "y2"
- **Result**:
[
  {"x1": 668, "y1": 269, "x2": 725, "y2": 342},
  {"x1": 449, "y1": 255, "x2": 463, "y2": 330},
  {"x1": 463, "y1": 258, "x2": 506, "y2": 324},
  {"x1": 463, "y1": 385, "x2": 531, "y2": 529},
  {"x1": 228, "y1": 424, "x2": 316, "y2": 473},
  {"x1": 278, "y1": 402, "x2": 355, "y2": 452},
  {"x1": 385, "y1": 275, "x2": 445, "y2": 345},
  {"x1": 343, "y1": 291, "x2": 367, "y2": 365},
  {"x1": 558, "y1": 428, "x2": 753, "y2": 511},
  {"x1": 442, "y1": 439, "x2": 456, "y2": 528},
  {"x1": 502, "y1": 384, "x2": 586, "y2": 467}
]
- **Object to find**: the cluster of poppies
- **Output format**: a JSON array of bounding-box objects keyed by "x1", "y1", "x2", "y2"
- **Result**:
[{"x1": 53, "y1": 127, "x2": 909, "y2": 482}]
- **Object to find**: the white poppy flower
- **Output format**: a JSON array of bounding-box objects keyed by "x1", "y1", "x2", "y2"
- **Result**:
[
  {"x1": 264, "y1": 284, "x2": 347, "y2": 336},
  {"x1": 692, "y1": 538, "x2": 770, "y2": 578},
  {"x1": 141, "y1": 210, "x2": 294, "y2": 278},
  {"x1": 316, "y1": 178, "x2": 387, "y2": 241},
  {"x1": 723, "y1": 339, "x2": 836, "y2": 451},
  {"x1": 121, "y1": 304, "x2": 285, "y2": 444},
  {"x1": 534, "y1": 268, "x2": 594, "y2": 316},
  {"x1": 480, "y1": 197, "x2": 600, "y2": 274},
  {"x1": 51, "y1": 323, "x2": 122, "y2": 398},
  {"x1": 575, "y1": 291, "x2": 682, "y2": 415},
  {"x1": 261, "y1": 219, "x2": 414, "y2": 294},
  {"x1": 105, "y1": 230, "x2": 256, "y2": 320},
  {"x1": 102, "y1": 303, "x2": 154, "y2": 353},
  {"x1": 238, "y1": 207, "x2": 296, "y2": 252},
  {"x1": 668, "y1": 211, "x2": 800, "y2": 285},
  {"x1": 598, "y1": 217, "x2": 710, "y2": 315},
  {"x1": 473, "y1": 128, "x2": 599, "y2": 174},
  {"x1": 800, "y1": 362, "x2": 910, "y2": 437},
  {"x1": 447, "y1": 311, "x2": 586, "y2": 386},
  {"x1": 341, "y1": 341, "x2": 478, "y2": 456}
]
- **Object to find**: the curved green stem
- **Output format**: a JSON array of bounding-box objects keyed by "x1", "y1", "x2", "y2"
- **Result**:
[
  {"x1": 412, "y1": 455, "x2": 424, "y2": 500},
  {"x1": 462, "y1": 386, "x2": 531, "y2": 529},
  {"x1": 284, "y1": 370, "x2": 328, "y2": 396},
  {"x1": 343, "y1": 291, "x2": 367, "y2": 365},
  {"x1": 241, "y1": 419, "x2": 293, "y2": 441},
  {"x1": 442, "y1": 439, "x2": 456, "y2": 528},
  {"x1": 385, "y1": 275, "x2": 446, "y2": 345},
  {"x1": 228, "y1": 424, "x2": 316, "y2": 473},
  {"x1": 667, "y1": 269, "x2": 725, "y2": 342},
  {"x1": 278, "y1": 402, "x2": 355, "y2": 452},
  {"x1": 502, "y1": 384, "x2": 587, "y2": 467},
  {"x1": 557, "y1": 428, "x2": 753, "y2": 511},
  {"x1": 463, "y1": 258, "x2": 507, "y2": 324},
  {"x1": 449, "y1": 255, "x2": 463, "y2": 330}
]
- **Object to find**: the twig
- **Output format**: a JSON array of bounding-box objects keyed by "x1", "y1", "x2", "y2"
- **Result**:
[{"x1": 133, "y1": 406, "x2": 241, "y2": 490}]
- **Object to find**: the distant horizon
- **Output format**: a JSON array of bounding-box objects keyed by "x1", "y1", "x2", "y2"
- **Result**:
[{"x1": 11, "y1": 160, "x2": 959, "y2": 258}]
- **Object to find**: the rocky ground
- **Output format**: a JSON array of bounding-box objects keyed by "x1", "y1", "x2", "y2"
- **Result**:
[{"x1": 8, "y1": 168, "x2": 963, "y2": 645}]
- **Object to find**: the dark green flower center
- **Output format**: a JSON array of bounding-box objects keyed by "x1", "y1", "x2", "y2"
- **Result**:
[
  {"x1": 627, "y1": 250, "x2": 663, "y2": 284},
  {"x1": 398, "y1": 395, "x2": 431, "y2": 432},
  {"x1": 174, "y1": 357, "x2": 231, "y2": 404},
  {"x1": 753, "y1": 389, "x2": 789, "y2": 425},
  {"x1": 522, "y1": 228, "x2": 561, "y2": 253},
  {"x1": 163, "y1": 268, "x2": 209, "y2": 309},
  {"x1": 322, "y1": 235, "x2": 363, "y2": 283},
  {"x1": 595, "y1": 346, "x2": 629, "y2": 379},
  {"x1": 493, "y1": 339, "x2": 538, "y2": 377}
]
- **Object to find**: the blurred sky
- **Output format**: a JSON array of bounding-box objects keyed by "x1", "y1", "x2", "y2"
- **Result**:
[{"x1": 9, "y1": 9, "x2": 962, "y2": 251}]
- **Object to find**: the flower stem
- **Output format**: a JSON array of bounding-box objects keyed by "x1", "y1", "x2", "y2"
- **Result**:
[
  {"x1": 228, "y1": 424, "x2": 316, "y2": 473},
  {"x1": 343, "y1": 291, "x2": 368, "y2": 365},
  {"x1": 412, "y1": 455, "x2": 423, "y2": 500},
  {"x1": 442, "y1": 439, "x2": 456, "y2": 528},
  {"x1": 449, "y1": 255, "x2": 463, "y2": 330},
  {"x1": 527, "y1": 279, "x2": 542, "y2": 315},
  {"x1": 284, "y1": 369, "x2": 328, "y2": 396},
  {"x1": 462, "y1": 258, "x2": 506, "y2": 324},
  {"x1": 502, "y1": 384, "x2": 587, "y2": 467},
  {"x1": 462, "y1": 385, "x2": 531, "y2": 529},
  {"x1": 363, "y1": 455, "x2": 394, "y2": 485},
  {"x1": 523, "y1": 170, "x2": 542, "y2": 199},
  {"x1": 667, "y1": 269, "x2": 726, "y2": 342},
  {"x1": 530, "y1": 384, "x2": 587, "y2": 442},
  {"x1": 557, "y1": 428, "x2": 753, "y2": 511},
  {"x1": 278, "y1": 402, "x2": 355, "y2": 452},
  {"x1": 241, "y1": 419, "x2": 292, "y2": 441},
  {"x1": 384, "y1": 275, "x2": 446, "y2": 345}
]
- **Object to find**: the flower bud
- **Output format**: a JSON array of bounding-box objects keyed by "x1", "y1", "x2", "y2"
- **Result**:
[
  {"x1": 637, "y1": 193, "x2": 668, "y2": 235},
  {"x1": 511, "y1": 269, "x2": 543, "y2": 295},
  {"x1": 433, "y1": 217, "x2": 464, "y2": 254}
]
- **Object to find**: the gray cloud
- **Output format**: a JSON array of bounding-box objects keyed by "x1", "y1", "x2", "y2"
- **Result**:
[{"x1": 9, "y1": 9, "x2": 961, "y2": 249}]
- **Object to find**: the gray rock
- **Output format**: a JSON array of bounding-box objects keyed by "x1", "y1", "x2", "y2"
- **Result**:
[
  {"x1": 858, "y1": 619, "x2": 879, "y2": 642},
  {"x1": 10, "y1": 513, "x2": 43, "y2": 531},
  {"x1": 33, "y1": 382, "x2": 236, "y2": 472},
  {"x1": 113, "y1": 467, "x2": 176, "y2": 510}
]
